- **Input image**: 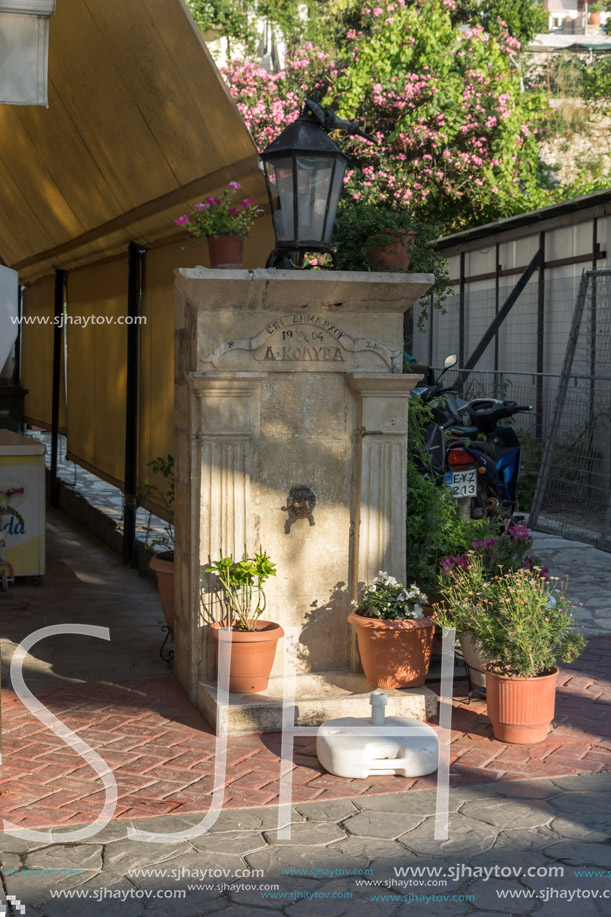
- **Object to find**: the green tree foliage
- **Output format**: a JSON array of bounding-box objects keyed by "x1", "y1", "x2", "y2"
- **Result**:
[
  {"x1": 582, "y1": 56, "x2": 611, "y2": 115},
  {"x1": 475, "y1": 0, "x2": 548, "y2": 44}
]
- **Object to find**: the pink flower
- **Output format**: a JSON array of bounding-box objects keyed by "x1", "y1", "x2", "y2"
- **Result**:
[
  {"x1": 228, "y1": 207, "x2": 237, "y2": 215},
  {"x1": 174, "y1": 215, "x2": 189, "y2": 226},
  {"x1": 229, "y1": 181, "x2": 241, "y2": 190},
  {"x1": 194, "y1": 202, "x2": 210, "y2": 210},
  {"x1": 240, "y1": 197, "x2": 253, "y2": 207},
  {"x1": 206, "y1": 196, "x2": 221, "y2": 205}
]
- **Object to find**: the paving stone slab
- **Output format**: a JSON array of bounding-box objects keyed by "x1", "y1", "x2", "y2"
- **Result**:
[
  {"x1": 542, "y1": 841, "x2": 611, "y2": 868},
  {"x1": 464, "y1": 877, "x2": 534, "y2": 913},
  {"x1": 101, "y1": 838, "x2": 195, "y2": 874},
  {"x1": 283, "y1": 885, "x2": 364, "y2": 917},
  {"x1": 244, "y1": 845, "x2": 369, "y2": 876},
  {"x1": 263, "y1": 822, "x2": 346, "y2": 846},
  {"x1": 550, "y1": 814, "x2": 611, "y2": 842},
  {"x1": 24, "y1": 842, "x2": 103, "y2": 873},
  {"x1": 494, "y1": 825, "x2": 562, "y2": 850},
  {"x1": 340, "y1": 812, "x2": 423, "y2": 839},
  {"x1": 459, "y1": 798, "x2": 556, "y2": 828},
  {"x1": 39, "y1": 876, "x2": 151, "y2": 917},
  {"x1": 354, "y1": 791, "x2": 457, "y2": 816},
  {"x1": 190, "y1": 831, "x2": 268, "y2": 855},
  {"x1": 548, "y1": 792, "x2": 611, "y2": 816},
  {"x1": 295, "y1": 799, "x2": 359, "y2": 822},
  {"x1": 325, "y1": 836, "x2": 410, "y2": 861},
  {"x1": 227, "y1": 876, "x2": 322, "y2": 910},
  {"x1": 397, "y1": 815, "x2": 497, "y2": 857}
]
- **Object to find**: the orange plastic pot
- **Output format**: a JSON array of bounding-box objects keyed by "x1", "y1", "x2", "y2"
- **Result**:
[
  {"x1": 207, "y1": 233, "x2": 244, "y2": 268},
  {"x1": 150, "y1": 552, "x2": 174, "y2": 628},
  {"x1": 348, "y1": 611, "x2": 435, "y2": 689},
  {"x1": 484, "y1": 664, "x2": 558, "y2": 744},
  {"x1": 369, "y1": 229, "x2": 417, "y2": 272},
  {"x1": 210, "y1": 620, "x2": 284, "y2": 694}
]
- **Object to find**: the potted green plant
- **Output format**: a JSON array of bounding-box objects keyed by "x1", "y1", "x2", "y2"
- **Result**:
[
  {"x1": 434, "y1": 558, "x2": 585, "y2": 743},
  {"x1": 439, "y1": 520, "x2": 547, "y2": 693},
  {"x1": 206, "y1": 551, "x2": 283, "y2": 694},
  {"x1": 348, "y1": 572, "x2": 434, "y2": 688},
  {"x1": 334, "y1": 201, "x2": 418, "y2": 271},
  {"x1": 174, "y1": 181, "x2": 264, "y2": 268},
  {"x1": 142, "y1": 455, "x2": 175, "y2": 628}
]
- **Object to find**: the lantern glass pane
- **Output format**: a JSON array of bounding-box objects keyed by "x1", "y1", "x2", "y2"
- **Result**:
[
  {"x1": 264, "y1": 158, "x2": 295, "y2": 242},
  {"x1": 323, "y1": 158, "x2": 347, "y2": 244},
  {"x1": 295, "y1": 155, "x2": 334, "y2": 243}
]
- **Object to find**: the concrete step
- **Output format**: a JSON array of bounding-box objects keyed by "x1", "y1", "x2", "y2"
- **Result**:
[{"x1": 198, "y1": 671, "x2": 439, "y2": 735}]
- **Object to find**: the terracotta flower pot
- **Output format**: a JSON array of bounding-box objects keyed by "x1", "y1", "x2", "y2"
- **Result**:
[
  {"x1": 348, "y1": 611, "x2": 435, "y2": 689},
  {"x1": 150, "y1": 552, "x2": 174, "y2": 628},
  {"x1": 207, "y1": 234, "x2": 244, "y2": 269},
  {"x1": 210, "y1": 620, "x2": 284, "y2": 694},
  {"x1": 484, "y1": 664, "x2": 558, "y2": 744},
  {"x1": 588, "y1": 11, "x2": 601, "y2": 25},
  {"x1": 369, "y1": 229, "x2": 417, "y2": 272}
]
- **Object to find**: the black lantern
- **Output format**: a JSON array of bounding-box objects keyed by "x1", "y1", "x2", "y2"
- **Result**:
[{"x1": 260, "y1": 99, "x2": 355, "y2": 268}]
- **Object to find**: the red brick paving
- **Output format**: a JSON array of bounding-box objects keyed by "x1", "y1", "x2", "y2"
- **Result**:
[{"x1": 1, "y1": 636, "x2": 610, "y2": 829}]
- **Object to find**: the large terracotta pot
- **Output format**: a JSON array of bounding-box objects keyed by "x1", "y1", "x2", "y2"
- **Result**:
[
  {"x1": 207, "y1": 234, "x2": 244, "y2": 268},
  {"x1": 369, "y1": 229, "x2": 417, "y2": 272},
  {"x1": 484, "y1": 664, "x2": 558, "y2": 744},
  {"x1": 210, "y1": 620, "x2": 284, "y2": 694},
  {"x1": 348, "y1": 611, "x2": 435, "y2": 689},
  {"x1": 150, "y1": 552, "x2": 174, "y2": 628},
  {"x1": 588, "y1": 11, "x2": 601, "y2": 25}
]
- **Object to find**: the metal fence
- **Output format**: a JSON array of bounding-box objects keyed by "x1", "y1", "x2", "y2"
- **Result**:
[
  {"x1": 419, "y1": 270, "x2": 611, "y2": 549},
  {"x1": 530, "y1": 270, "x2": 611, "y2": 549}
]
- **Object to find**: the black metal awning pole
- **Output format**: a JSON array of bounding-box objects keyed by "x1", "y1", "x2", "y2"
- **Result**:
[
  {"x1": 50, "y1": 270, "x2": 66, "y2": 508},
  {"x1": 123, "y1": 243, "x2": 144, "y2": 565}
]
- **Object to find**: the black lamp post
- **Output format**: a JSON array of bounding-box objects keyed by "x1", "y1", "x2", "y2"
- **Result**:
[{"x1": 260, "y1": 98, "x2": 375, "y2": 269}]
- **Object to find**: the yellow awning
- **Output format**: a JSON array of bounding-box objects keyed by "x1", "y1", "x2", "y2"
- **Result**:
[{"x1": 0, "y1": 0, "x2": 268, "y2": 283}]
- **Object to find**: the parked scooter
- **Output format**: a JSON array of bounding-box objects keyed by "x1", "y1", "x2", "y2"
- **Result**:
[
  {"x1": 445, "y1": 397, "x2": 533, "y2": 519},
  {"x1": 410, "y1": 355, "x2": 532, "y2": 519},
  {"x1": 410, "y1": 354, "x2": 468, "y2": 477}
]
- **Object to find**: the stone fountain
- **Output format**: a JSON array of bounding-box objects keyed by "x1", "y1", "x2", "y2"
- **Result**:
[{"x1": 173, "y1": 269, "x2": 437, "y2": 733}]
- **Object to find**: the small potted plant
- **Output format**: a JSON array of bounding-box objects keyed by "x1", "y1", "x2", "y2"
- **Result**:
[
  {"x1": 206, "y1": 551, "x2": 283, "y2": 694},
  {"x1": 348, "y1": 572, "x2": 434, "y2": 689},
  {"x1": 434, "y1": 560, "x2": 585, "y2": 743},
  {"x1": 142, "y1": 455, "x2": 175, "y2": 628},
  {"x1": 174, "y1": 181, "x2": 264, "y2": 268}
]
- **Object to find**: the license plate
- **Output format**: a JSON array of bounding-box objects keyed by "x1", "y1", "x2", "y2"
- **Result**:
[{"x1": 445, "y1": 469, "x2": 477, "y2": 497}]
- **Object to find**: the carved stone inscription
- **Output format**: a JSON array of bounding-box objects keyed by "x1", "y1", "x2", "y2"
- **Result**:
[
  {"x1": 258, "y1": 316, "x2": 346, "y2": 364},
  {"x1": 203, "y1": 312, "x2": 399, "y2": 371}
]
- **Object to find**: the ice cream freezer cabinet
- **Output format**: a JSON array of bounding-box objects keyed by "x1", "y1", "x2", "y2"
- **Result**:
[{"x1": 0, "y1": 430, "x2": 45, "y2": 580}]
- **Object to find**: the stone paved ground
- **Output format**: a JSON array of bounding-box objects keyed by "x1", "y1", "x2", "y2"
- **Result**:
[
  {"x1": 1, "y1": 774, "x2": 610, "y2": 915},
  {"x1": 531, "y1": 531, "x2": 611, "y2": 636},
  {"x1": 1, "y1": 514, "x2": 611, "y2": 914},
  {"x1": 0, "y1": 511, "x2": 172, "y2": 690},
  {"x1": 1, "y1": 637, "x2": 610, "y2": 830}
]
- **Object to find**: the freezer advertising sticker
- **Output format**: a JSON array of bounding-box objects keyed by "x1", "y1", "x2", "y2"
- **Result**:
[{"x1": 0, "y1": 458, "x2": 44, "y2": 576}]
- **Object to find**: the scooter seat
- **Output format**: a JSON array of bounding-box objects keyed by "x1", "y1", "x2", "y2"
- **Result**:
[{"x1": 451, "y1": 425, "x2": 479, "y2": 437}]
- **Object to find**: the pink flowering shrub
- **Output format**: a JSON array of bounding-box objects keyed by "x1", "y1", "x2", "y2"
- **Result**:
[
  {"x1": 222, "y1": 0, "x2": 553, "y2": 233},
  {"x1": 440, "y1": 519, "x2": 548, "y2": 579}
]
